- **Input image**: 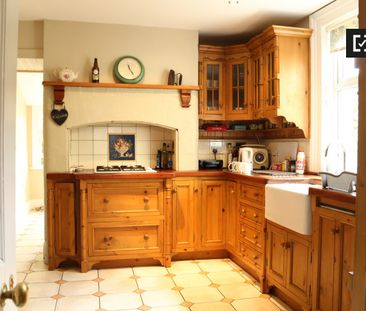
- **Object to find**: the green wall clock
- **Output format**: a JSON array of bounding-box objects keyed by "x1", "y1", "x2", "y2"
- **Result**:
[{"x1": 113, "y1": 56, "x2": 145, "y2": 84}]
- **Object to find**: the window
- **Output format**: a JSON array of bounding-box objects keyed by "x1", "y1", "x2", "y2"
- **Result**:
[{"x1": 309, "y1": 0, "x2": 358, "y2": 173}]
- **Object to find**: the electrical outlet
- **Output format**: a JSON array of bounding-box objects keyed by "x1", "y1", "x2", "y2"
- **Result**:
[{"x1": 210, "y1": 141, "x2": 223, "y2": 153}]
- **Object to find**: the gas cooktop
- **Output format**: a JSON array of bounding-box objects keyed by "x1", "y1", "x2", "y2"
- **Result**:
[{"x1": 95, "y1": 165, "x2": 156, "y2": 173}]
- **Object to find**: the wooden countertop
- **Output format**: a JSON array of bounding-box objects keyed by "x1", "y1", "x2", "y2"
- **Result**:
[
  {"x1": 309, "y1": 187, "x2": 356, "y2": 205},
  {"x1": 47, "y1": 169, "x2": 320, "y2": 185}
]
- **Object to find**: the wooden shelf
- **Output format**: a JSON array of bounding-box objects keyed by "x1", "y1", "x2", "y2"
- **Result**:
[
  {"x1": 43, "y1": 81, "x2": 200, "y2": 108},
  {"x1": 199, "y1": 127, "x2": 305, "y2": 140}
]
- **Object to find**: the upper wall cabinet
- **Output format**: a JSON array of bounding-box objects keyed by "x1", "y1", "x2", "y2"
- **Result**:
[
  {"x1": 247, "y1": 25, "x2": 312, "y2": 137},
  {"x1": 199, "y1": 25, "x2": 312, "y2": 137}
]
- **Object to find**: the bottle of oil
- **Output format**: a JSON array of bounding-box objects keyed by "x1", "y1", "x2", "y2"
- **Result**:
[{"x1": 92, "y1": 58, "x2": 99, "y2": 83}]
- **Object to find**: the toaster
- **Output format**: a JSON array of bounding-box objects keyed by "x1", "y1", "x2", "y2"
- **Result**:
[{"x1": 239, "y1": 144, "x2": 269, "y2": 170}]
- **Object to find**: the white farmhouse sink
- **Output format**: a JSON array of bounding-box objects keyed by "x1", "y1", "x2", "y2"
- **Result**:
[{"x1": 265, "y1": 183, "x2": 321, "y2": 235}]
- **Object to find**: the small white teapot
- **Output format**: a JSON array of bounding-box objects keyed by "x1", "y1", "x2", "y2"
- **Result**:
[{"x1": 55, "y1": 67, "x2": 78, "y2": 82}]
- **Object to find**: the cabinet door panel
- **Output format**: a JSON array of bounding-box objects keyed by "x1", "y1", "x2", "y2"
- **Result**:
[
  {"x1": 54, "y1": 183, "x2": 76, "y2": 257},
  {"x1": 317, "y1": 214, "x2": 336, "y2": 311},
  {"x1": 266, "y1": 223, "x2": 286, "y2": 286},
  {"x1": 286, "y1": 232, "x2": 311, "y2": 302},
  {"x1": 201, "y1": 180, "x2": 226, "y2": 249},
  {"x1": 172, "y1": 180, "x2": 197, "y2": 252},
  {"x1": 226, "y1": 181, "x2": 237, "y2": 253}
]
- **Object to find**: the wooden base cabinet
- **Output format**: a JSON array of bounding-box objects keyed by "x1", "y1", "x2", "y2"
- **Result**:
[
  {"x1": 226, "y1": 180, "x2": 238, "y2": 253},
  {"x1": 47, "y1": 179, "x2": 77, "y2": 270},
  {"x1": 311, "y1": 196, "x2": 355, "y2": 311},
  {"x1": 172, "y1": 178, "x2": 226, "y2": 253},
  {"x1": 79, "y1": 179, "x2": 169, "y2": 272},
  {"x1": 266, "y1": 221, "x2": 312, "y2": 310}
]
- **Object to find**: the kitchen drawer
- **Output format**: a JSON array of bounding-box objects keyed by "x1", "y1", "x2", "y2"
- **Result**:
[
  {"x1": 239, "y1": 183, "x2": 264, "y2": 207},
  {"x1": 88, "y1": 222, "x2": 163, "y2": 257},
  {"x1": 240, "y1": 241, "x2": 263, "y2": 271},
  {"x1": 239, "y1": 222, "x2": 263, "y2": 250},
  {"x1": 87, "y1": 182, "x2": 163, "y2": 218},
  {"x1": 239, "y1": 203, "x2": 264, "y2": 224}
]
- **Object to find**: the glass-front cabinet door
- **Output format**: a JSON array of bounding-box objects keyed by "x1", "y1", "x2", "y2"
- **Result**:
[
  {"x1": 202, "y1": 60, "x2": 225, "y2": 119},
  {"x1": 262, "y1": 39, "x2": 279, "y2": 117},
  {"x1": 250, "y1": 47, "x2": 263, "y2": 118},
  {"x1": 226, "y1": 60, "x2": 250, "y2": 120}
]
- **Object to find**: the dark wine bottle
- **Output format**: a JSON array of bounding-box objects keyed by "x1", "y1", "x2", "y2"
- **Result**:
[{"x1": 92, "y1": 58, "x2": 99, "y2": 83}]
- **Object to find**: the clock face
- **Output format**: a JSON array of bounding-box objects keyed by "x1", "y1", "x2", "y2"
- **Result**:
[{"x1": 113, "y1": 56, "x2": 145, "y2": 84}]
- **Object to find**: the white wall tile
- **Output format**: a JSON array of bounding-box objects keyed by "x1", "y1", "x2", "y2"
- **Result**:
[
  {"x1": 136, "y1": 141, "x2": 150, "y2": 155},
  {"x1": 78, "y1": 127, "x2": 93, "y2": 140},
  {"x1": 69, "y1": 155, "x2": 78, "y2": 167},
  {"x1": 93, "y1": 141, "x2": 107, "y2": 155},
  {"x1": 93, "y1": 127, "x2": 108, "y2": 140},
  {"x1": 151, "y1": 141, "x2": 163, "y2": 155},
  {"x1": 70, "y1": 141, "x2": 78, "y2": 155},
  {"x1": 151, "y1": 127, "x2": 164, "y2": 140},
  {"x1": 136, "y1": 126, "x2": 150, "y2": 141},
  {"x1": 78, "y1": 155, "x2": 93, "y2": 169},
  {"x1": 108, "y1": 126, "x2": 122, "y2": 134},
  {"x1": 164, "y1": 129, "x2": 176, "y2": 140},
  {"x1": 135, "y1": 155, "x2": 151, "y2": 167},
  {"x1": 198, "y1": 141, "x2": 210, "y2": 155},
  {"x1": 122, "y1": 125, "x2": 137, "y2": 134},
  {"x1": 93, "y1": 155, "x2": 108, "y2": 167},
  {"x1": 70, "y1": 128, "x2": 78, "y2": 141},
  {"x1": 79, "y1": 141, "x2": 93, "y2": 155}
]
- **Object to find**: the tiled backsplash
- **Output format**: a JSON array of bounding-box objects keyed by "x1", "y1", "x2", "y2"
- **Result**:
[
  {"x1": 69, "y1": 123, "x2": 175, "y2": 170},
  {"x1": 198, "y1": 139, "x2": 310, "y2": 169}
]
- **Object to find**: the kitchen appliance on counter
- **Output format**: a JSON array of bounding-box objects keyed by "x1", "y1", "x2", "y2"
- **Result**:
[
  {"x1": 199, "y1": 159, "x2": 223, "y2": 169},
  {"x1": 239, "y1": 144, "x2": 269, "y2": 170},
  {"x1": 95, "y1": 165, "x2": 157, "y2": 173}
]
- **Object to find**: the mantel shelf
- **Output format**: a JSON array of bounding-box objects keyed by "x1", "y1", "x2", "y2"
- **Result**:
[{"x1": 43, "y1": 81, "x2": 200, "y2": 108}]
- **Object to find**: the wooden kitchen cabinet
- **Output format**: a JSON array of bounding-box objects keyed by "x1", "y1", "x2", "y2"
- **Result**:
[
  {"x1": 79, "y1": 179, "x2": 168, "y2": 272},
  {"x1": 225, "y1": 180, "x2": 238, "y2": 253},
  {"x1": 201, "y1": 179, "x2": 226, "y2": 249},
  {"x1": 311, "y1": 196, "x2": 355, "y2": 311},
  {"x1": 171, "y1": 179, "x2": 199, "y2": 252},
  {"x1": 266, "y1": 221, "x2": 312, "y2": 309},
  {"x1": 47, "y1": 178, "x2": 78, "y2": 270},
  {"x1": 199, "y1": 45, "x2": 226, "y2": 120},
  {"x1": 247, "y1": 26, "x2": 312, "y2": 136}
]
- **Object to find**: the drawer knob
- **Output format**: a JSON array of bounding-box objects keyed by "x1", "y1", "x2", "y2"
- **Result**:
[
  {"x1": 104, "y1": 236, "x2": 112, "y2": 242},
  {"x1": 231, "y1": 190, "x2": 235, "y2": 194},
  {"x1": 194, "y1": 188, "x2": 199, "y2": 193},
  {"x1": 103, "y1": 198, "x2": 109, "y2": 204},
  {"x1": 241, "y1": 208, "x2": 245, "y2": 214},
  {"x1": 144, "y1": 234, "x2": 149, "y2": 240},
  {"x1": 253, "y1": 213, "x2": 258, "y2": 218},
  {"x1": 253, "y1": 255, "x2": 258, "y2": 260},
  {"x1": 254, "y1": 193, "x2": 259, "y2": 197},
  {"x1": 253, "y1": 234, "x2": 258, "y2": 239},
  {"x1": 241, "y1": 228, "x2": 245, "y2": 233}
]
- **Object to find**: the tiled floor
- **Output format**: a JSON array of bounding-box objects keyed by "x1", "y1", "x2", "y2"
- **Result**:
[{"x1": 16, "y1": 211, "x2": 292, "y2": 311}]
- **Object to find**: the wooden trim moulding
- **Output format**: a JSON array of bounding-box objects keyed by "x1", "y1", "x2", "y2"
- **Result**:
[{"x1": 43, "y1": 81, "x2": 200, "y2": 108}]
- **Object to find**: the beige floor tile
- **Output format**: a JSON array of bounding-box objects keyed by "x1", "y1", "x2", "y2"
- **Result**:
[
  {"x1": 133, "y1": 266, "x2": 168, "y2": 277},
  {"x1": 55, "y1": 295, "x2": 99, "y2": 311},
  {"x1": 207, "y1": 271, "x2": 246, "y2": 284},
  {"x1": 16, "y1": 261, "x2": 32, "y2": 272},
  {"x1": 16, "y1": 253, "x2": 37, "y2": 262},
  {"x1": 99, "y1": 267, "x2": 134, "y2": 279},
  {"x1": 137, "y1": 275, "x2": 175, "y2": 291},
  {"x1": 197, "y1": 260, "x2": 233, "y2": 272},
  {"x1": 269, "y1": 297, "x2": 294, "y2": 311},
  {"x1": 141, "y1": 289, "x2": 184, "y2": 307},
  {"x1": 20, "y1": 297, "x2": 56, "y2": 311},
  {"x1": 59, "y1": 280, "x2": 98, "y2": 296},
  {"x1": 167, "y1": 261, "x2": 201, "y2": 275},
  {"x1": 100, "y1": 277, "x2": 138, "y2": 293},
  {"x1": 232, "y1": 297, "x2": 280, "y2": 311},
  {"x1": 30, "y1": 260, "x2": 48, "y2": 272},
  {"x1": 173, "y1": 273, "x2": 211, "y2": 288},
  {"x1": 16, "y1": 246, "x2": 43, "y2": 255},
  {"x1": 191, "y1": 302, "x2": 235, "y2": 311},
  {"x1": 62, "y1": 269, "x2": 98, "y2": 281},
  {"x1": 16, "y1": 239, "x2": 44, "y2": 247},
  {"x1": 101, "y1": 292, "x2": 143, "y2": 310},
  {"x1": 218, "y1": 283, "x2": 261, "y2": 299},
  {"x1": 25, "y1": 270, "x2": 62, "y2": 283},
  {"x1": 149, "y1": 306, "x2": 189, "y2": 311},
  {"x1": 28, "y1": 282, "x2": 60, "y2": 298},
  {"x1": 35, "y1": 253, "x2": 44, "y2": 261},
  {"x1": 180, "y1": 287, "x2": 223, "y2": 303}
]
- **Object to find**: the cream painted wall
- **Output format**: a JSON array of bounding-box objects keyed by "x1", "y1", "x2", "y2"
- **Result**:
[
  {"x1": 18, "y1": 20, "x2": 43, "y2": 58},
  {"x1": 43, "y1": 20, "x2": 199, "y2": 172}
]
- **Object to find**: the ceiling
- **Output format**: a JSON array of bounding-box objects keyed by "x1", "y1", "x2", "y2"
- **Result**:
[{"x1": 19, "y1": 0, "x2": 333, "y2": 44}]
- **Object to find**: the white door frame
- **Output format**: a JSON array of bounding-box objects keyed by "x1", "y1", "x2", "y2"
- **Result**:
[{"x1": 0, "y1": 0, "x2": 18, "y2": 309}]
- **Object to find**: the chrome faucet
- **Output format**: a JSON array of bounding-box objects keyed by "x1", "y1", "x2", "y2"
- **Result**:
[{"x1": 324, "y1": 142, "x2": 346, "y2": 172}]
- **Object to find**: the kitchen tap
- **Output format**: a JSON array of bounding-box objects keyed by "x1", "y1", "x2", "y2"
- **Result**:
[{"x1": 324, "y1": 142, "x2": 346, "y2": 172}]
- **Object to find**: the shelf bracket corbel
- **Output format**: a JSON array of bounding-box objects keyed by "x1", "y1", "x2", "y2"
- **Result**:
[
  {"x1": 180, "y1": 89, "x2": 191, "y2": 108},
  {"x1": 53, "y1": 85, "x2": 65, "y2": 105}
]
